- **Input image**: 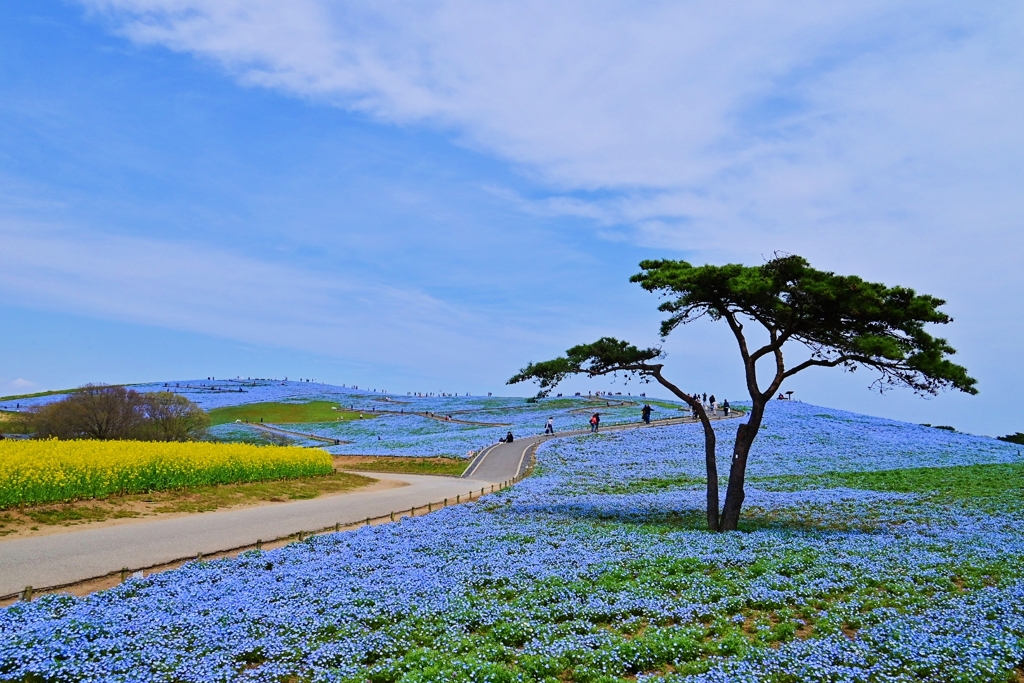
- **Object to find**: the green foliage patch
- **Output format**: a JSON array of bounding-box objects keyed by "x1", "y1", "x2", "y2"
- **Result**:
[
  {"x1": 208, "y1": 401, "x2": 368, "y2": 425},
  {"x1": 757, "y1": 462, "x2": 1024, "y2": 514},
  {"x1": 589, "y1": 474, "x2": 703, "y2": 495}
]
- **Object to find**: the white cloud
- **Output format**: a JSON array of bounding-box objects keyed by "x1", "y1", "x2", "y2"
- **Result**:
[
  {"x1": 41, "y1": 0, "x2": 1024, "y2": 430},
  {"x1": 0, "y1": 220, "x2": 505, "y2": 372},
  {"x1": 79, "y1": 1, "x2": 1024, "y2": 260}
]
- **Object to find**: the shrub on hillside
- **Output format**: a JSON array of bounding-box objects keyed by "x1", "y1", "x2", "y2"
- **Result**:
[
  {"x1": 27, "y1": 385, "x2": 209, "y2": 441},
  {"x1": 136, "y1": 392, "x2": 211, "y2": 441},
  {"x1": 997, "y1": 432, "x2": 1024, "y2": 444}
]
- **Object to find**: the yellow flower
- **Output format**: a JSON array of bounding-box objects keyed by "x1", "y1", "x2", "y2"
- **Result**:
[{"x1": 0, "y1": 439, "x2": 332, "y2": 508}]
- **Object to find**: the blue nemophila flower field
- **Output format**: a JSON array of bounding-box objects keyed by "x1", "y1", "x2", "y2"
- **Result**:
[{"x1": 2, "y1": 402, "x2": 1023, "y2": 682}]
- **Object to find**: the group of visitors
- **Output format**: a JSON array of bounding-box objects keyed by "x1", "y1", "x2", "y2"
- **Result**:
[
  {"x1": 689, "y1": 393, "x2": 732, "y2": 417},
  {"x1": 498, "y1": 393, "x2": 737, "y2": 446}
]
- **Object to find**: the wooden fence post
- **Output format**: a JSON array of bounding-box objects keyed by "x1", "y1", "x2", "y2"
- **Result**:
[
  {"x1": 256, "y1": 539, "x2": 263, "y2": 551},
  {"x1": 20, "y1": 586, "x2": 32, "y2": 602}
]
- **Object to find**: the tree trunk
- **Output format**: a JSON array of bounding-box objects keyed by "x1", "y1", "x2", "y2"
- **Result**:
[
  {"x1": 695, "y1": 405, "x2": 719, "y2": 532},
  {"x1": 651, "y1": 371, "x2": 719, "y2": 531},
  {"x1": 718, "y1": 399, "x2": 765, "y2": 531}
]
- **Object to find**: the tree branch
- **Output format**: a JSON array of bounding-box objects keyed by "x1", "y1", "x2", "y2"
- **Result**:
[{"x1": 782, "y1": 354, "x2": 877, "y2": 378}]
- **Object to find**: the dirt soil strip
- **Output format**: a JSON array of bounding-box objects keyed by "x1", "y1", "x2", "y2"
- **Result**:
[
  {"x1": 0, "y1": 471, "x2": 503, "y2": 602},
  {"x1": 0, "y1": 478, "x2": 514, "y2": 607}
]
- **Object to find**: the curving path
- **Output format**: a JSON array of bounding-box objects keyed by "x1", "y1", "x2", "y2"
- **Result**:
[
  {"x1": 0, "y1": 410, "x2": 740, "y2": 598},
  {"x1": 463, "y1": 412, "x2": 741, "y2": 482},
  {"x1": 0, "y1": 472, "x2": 501, "y2": 599},
  {"x1": 247, "y1": 422, "x2": 352, "y2": 445},
  {"x1": 367, "y1": 409, "x2": 512, "y2": 427}
]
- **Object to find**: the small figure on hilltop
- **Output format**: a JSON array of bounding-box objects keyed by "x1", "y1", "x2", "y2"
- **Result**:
[
  {"x1": 590, "y1": 412, "x2": 600, "y2": 432},
  {"x1": 722, "y1": 399, "x2": 730, "y2": 416},
  {"x1": 544, "y1": 417, "x2": 554, "y2": 434},
  {"x1": 641, "y1": 403, "x2": 652, "y2": 424}
]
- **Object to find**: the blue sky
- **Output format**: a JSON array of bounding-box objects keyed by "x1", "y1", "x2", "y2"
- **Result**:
[{"x1": 2, "y1": 1, "x2": 1022, "y2": 436}]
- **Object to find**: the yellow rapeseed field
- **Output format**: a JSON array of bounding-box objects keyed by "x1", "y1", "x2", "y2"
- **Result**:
[{"x1": 0, "y1": 439, "x2": 333, "y2": 508}]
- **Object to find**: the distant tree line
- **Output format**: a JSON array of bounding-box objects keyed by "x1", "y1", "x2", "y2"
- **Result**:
[{"x1": 21, "y1": 385, "x2": 210, "y2": 441}]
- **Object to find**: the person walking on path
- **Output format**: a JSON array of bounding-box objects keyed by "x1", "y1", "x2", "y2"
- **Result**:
[
  {"x1": 641, "y1": 404, "x2": 652, "y2": 424},
  {"x1": 709, "y1": 394, "x2": 717, "y2": 414},
  {"x1": 590, "y1": 413, "x2": 600, "y2": 432},
  {"x1": 722, "y1": 399, "x2": 730, "y2": 416},
  {"x1": 544, "y1": 417, "x2": 554, "y2": 435}
]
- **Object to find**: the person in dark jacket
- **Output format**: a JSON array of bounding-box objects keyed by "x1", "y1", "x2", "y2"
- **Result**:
[
  {"x1": 502, "y1": 431, "x2": 514, "y2": 443},
  {"x1": 641, "y1": 404, "x2": 652, "y2": 424}
]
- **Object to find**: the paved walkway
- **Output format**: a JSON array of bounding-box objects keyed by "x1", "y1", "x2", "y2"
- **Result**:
[
  {"x1": 0, "y1": 410, "x2": 740, "y2": 597},
  {"x1": 0, "y1": 472, "x2": 498, "y2": 598},
  {"x1": 248, "y1": 422, "x2": 351, "y2": 445},
  {"x1": 463, "y1": 412, "x2": 741, "y2": 481}
]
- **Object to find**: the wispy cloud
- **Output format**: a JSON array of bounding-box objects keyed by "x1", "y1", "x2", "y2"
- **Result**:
[
  {"x1": 0, "y1": 220, "x2": 501, "y2": 372},
  {"x1": 4, "y1": 1, "x2": 1021, "y2": 429},
  {"x1": 79, "y1": 1, "x2": 1024, "y2": 270}
]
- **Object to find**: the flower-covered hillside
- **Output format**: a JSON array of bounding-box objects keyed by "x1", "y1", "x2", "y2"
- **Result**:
[
  {"x1": 311, "y1": 398, "x2": 664, "y2": 457},
  {"x1": 6, "y1": 380, "x2": 675, "y2": 456},
  {"x1": 542, "y1": 400, "x2": 1019, "y2": 494},
  {"x1": 3, "y1": 402, "x2": 1022, "y2": 682}
]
